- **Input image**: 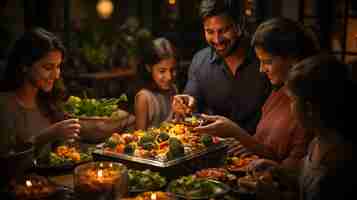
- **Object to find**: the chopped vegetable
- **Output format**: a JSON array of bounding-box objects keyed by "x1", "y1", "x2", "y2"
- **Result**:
[{"x1": 201, "y1": 134, "x2": 213, "y2": 146}]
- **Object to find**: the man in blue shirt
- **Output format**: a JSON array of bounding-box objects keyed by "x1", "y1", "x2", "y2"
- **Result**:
[{"x1": 172, "y1": 0, "x2": 271, "y2": 133}]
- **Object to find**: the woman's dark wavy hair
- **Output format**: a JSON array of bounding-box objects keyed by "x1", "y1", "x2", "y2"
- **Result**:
[
  {"x1": 251, "y1": 17, "x2": 320, "y2": 60},
  {"x1": 286, "y1": 54, "x2": 356, "y2": 140},
  {"x1": 1, "y1": 27, "x2": 66, "y2": 122},
  {"x1": 137, "y1": 37, "x2": 178, "y2": 91}
]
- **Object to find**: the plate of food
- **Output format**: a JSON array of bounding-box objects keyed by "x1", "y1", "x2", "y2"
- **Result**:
[
  {"x1": 34, "y1": 143, "x2": 92, "y2": 173},
  {"x1": 8, "y1": 174, "x2": 67, "y2": 200},
  {"x1": 225, "y1": 155, "x2": 259, "y2": 175},
  {"x1": 236, "y1": 170, "x2": 277, "y2": 195},
  {"x1": 122, "y1": 191, "x2": 176, "y2": 200},
  {"x1": 170, "y1": 114, "x2": 210, "y2": 128},
  {"x1": 166, "y1": 175, "x2": 230, "y2": 199},
  {"x1": 128, "y1": 169, "x2": 167, "y2": 193},
  {"x1": 194, "y1": 167, "x2": 237, "y2": 186}
]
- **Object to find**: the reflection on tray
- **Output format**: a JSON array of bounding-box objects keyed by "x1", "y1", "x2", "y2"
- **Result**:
[{"x1": 93, "y1": 140, "x2": 228, "y2": 168}]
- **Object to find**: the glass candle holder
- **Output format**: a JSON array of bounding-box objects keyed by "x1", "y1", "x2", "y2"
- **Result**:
[{"x1": 74, "y1": 161, "x2": 128, "y2": 200}]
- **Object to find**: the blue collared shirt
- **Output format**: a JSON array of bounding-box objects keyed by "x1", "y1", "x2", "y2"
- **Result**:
[{"x1": 184, "y1": 40, "x2": 271, "y2": 133}]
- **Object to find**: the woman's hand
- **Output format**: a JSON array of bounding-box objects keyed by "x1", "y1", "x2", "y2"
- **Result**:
[
  {"x1": 228, "y1": 143, "x2": 253, "y2": 157},
  {"x1": 51, "y1": 118, "x2": 81, "y2": 140},
  {"x1": 193, "y1": 114, "x2": 241, "y2": 138},
  {"x1": 172, "y1": 94, "x2": 196, "y2": 119},
  {"x1": 247, "y1": 158, "x2": 279, "y2": 172}
]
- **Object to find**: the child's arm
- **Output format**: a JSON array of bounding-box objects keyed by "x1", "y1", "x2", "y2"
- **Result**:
[{"x1": 134, "y1": 92, "x2": 149, "y2": 130}]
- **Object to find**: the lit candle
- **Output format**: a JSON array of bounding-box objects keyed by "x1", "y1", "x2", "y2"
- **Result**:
[
  {"x1": 97, "y1": 169, "x2": 103, "y2": 182},
  {"x1": 151, "y1": 193, "x2": 157, "y2": 200},
  {"x1": 25, "y1": 180, "x2": 32, "y2": 187},
  {"x1": 74, "y1": 161, "x2": 128, "y2": 200}
]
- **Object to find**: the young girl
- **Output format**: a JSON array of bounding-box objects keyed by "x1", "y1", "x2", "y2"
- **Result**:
[{"x1": 134, "y1": 37, "x2": 178, "y2": 130}]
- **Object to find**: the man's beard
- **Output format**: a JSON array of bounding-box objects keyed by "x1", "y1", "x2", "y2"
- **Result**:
[{"x1": 213, "y1": 36, "x2": 241, "y2": 58}]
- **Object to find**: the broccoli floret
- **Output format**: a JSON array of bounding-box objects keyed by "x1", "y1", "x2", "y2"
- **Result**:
[
  {"x1": 138, "y1": 133, "x2": 155, "y2": 146},
  {"x1": 166, "y1": 138, "x2": 185, "y2": 160},
  {"x1": 169, "y1": 137, "x2": 181, "y2": 146},
  {"x1": 124, "y1": 143, "x2": 136, "y2": 154},
  {"x1": 157, "y1": 132, "x2": 170, "y2": 142},
  {"x1": 141, "y1": 142, "x2": 155, "y2": 150},
  {"x1": 105, "y1": 137, "x2": 119, "y2": 148},
  {"x1": 201, "y1": 134, "x2": 213, "y2": 146}
]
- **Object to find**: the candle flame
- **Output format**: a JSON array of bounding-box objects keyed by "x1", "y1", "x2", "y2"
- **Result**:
[
  {"x1": 99, "y1": 163, "x2": 104, "y2": 168},
  {"x1": 98, "y1": 169, "x2": 103, "y2": 177},
  {"x1": 25, "y1": 180, "x2": 32, "y2": 187},
  {"x1": 151, "y1": 193, "x2": 157, "y2": 200},
  {"x1": 109, "y1": 163, "x2": 113, "y2": 168}
]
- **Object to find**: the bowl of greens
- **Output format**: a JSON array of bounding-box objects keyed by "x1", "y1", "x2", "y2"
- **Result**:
[
  {"x1": 128, "y1": 169, "x2": 167, "y2": 193},
  {"x1": 63, "y1": 94, "x2": 130, "y2": 143},
  {"x1": 167, "y1": 175, "x2": 230, "y2": 199}
]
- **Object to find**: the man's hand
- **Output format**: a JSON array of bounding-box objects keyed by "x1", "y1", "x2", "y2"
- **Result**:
[{"x1": 172, "y1": 94, "x2": 196, "y2": 119}]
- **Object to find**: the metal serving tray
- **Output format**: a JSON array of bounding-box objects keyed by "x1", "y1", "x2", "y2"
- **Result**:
[{"x1": 92, "y1": 140, "x2": 230, "y2": 180}]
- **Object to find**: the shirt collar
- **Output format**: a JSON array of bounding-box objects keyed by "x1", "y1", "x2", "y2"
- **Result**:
[
  {"x1": 208, "y1": 47, "x2": 221, "y2": 64},
  {"x1": 208, "y1": 36, "x2": 254, "y2": 67}
]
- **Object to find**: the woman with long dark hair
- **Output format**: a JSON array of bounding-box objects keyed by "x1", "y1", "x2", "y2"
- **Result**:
[{"x1": 0, "y1": 27, "x2": 80, "y2": 154}]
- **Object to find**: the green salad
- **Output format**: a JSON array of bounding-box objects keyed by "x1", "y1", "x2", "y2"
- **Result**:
[
  {"x1": 49, "y1": 152, "x2": 92, "y2": 167},
  {"x1": 63, "y1": 94, "x2": 127, "y2": 117},
  {"x1": 128, "y1": 169, "x2": 167, "y2": 192},
  {"x1": 168, "y1": 175, "x2": 229, "y2": 199}
]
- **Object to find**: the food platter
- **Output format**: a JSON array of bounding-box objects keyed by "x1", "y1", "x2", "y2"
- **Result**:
[{"x1": 92, "y1": 121, "x2": 230, "y2": 179}]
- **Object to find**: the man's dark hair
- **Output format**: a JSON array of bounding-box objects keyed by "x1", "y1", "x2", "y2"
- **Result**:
[{"x1": 199, "y1": 0, "x2": 242, "y2": 24}]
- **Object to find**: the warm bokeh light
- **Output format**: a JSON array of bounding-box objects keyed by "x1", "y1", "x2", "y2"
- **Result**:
[
  {"x1": 97, "y1": 169, "x2": 103, "y2": 177},
  {"x1": 25, "y1": 180, "x2": 32, "y2": 187},
  {"x1": 245, "y1": 9, "x2": 252, "y2": 16},
  {"x1": 151, "y1": 193, "x2": 157, "y2": 200},
  {"x1": 168, "y1": 0, "x2": 176, "y2": 5},
  {"x1": 96, "y1": 0, "x2": 114, "y2": 19}
]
